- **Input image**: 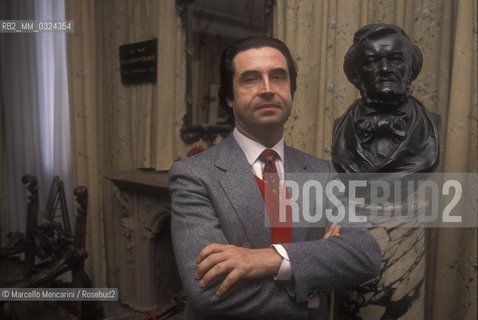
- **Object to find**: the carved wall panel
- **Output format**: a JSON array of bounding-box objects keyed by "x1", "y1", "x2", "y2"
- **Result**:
[{"x1": 107, "y1": 170, "x2": 182, "y2": 311}]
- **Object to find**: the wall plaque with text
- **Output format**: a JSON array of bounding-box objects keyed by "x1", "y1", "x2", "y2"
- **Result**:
[{"x1": 119, "y1": 39, "x2": 157, "y2": 85}]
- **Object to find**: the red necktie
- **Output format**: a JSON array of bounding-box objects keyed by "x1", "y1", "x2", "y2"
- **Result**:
[{"x1": 256, "y1": 149, "x2": 291, "y2": 244}]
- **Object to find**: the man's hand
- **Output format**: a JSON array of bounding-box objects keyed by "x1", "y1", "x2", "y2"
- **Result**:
[
  {"x1": 323, "y1": 222, "x2": 341, "y2": 239},
  {"x1": 195, "y1": 223, "x2": 341, "y2": 296},
  {"x1": 194, "y1": 244, "x2": 282, "y2": 296}
]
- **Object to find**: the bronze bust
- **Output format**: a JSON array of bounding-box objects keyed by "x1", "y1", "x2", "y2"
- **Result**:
[
  {"x1": 332, "y1": 24, "x2": 440, "y2": 173},
  {"x1": 333, "y1": 24, "x2": 440, "y2": 320}
]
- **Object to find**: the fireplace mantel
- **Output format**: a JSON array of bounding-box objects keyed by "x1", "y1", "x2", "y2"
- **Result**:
[
  {"x1": 105, "y1": 169, "x2": 181, "y2": 311},
  {"x1": 106, "y1": 169, "x2": 169, "y2": 192}
]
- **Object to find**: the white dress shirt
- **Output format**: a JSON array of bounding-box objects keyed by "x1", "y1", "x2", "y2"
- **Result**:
[{"x1": 233, "y1": 128, "x2": 293, "y2": 281}]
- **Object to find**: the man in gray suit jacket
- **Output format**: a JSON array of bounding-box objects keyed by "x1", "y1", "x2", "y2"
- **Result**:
[{"x1": 169, "y1": 36, "x2": 381, "y2": 320}]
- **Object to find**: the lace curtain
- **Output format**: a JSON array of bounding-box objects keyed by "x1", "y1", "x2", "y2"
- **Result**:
[{"x1": 0, "y1": 0, "x2": 72, "y2": 237}]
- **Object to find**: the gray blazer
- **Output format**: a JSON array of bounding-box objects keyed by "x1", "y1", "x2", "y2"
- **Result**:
[{"x1": 169, "y1": 134, "x2": 381, "y2": 320}]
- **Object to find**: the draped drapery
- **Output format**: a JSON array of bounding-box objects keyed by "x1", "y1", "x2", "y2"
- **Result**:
[
  {"x1": 65, "y1": 0, "x2": 187, "y2": 288},
  {"x1": 426, "y1": 0, "x2": 477, "y2": 318},
  {"x1": 95, "y1": 0, "x2": 187, "y2": 171},
  {"x1": 64, "y1": 0, "x2": 476, "y2": 318},
  {"x1": 0, "y1": 82, "x2": 8, "y2": 247},
  {"x1": 65, "y1": 0, "x2": 107, "y2": 288},
  {"x1": 0, "y1": 0, "x2": 72, "y2": 238},
  {"x1": 275, "y1": 1, "x2": 477, "y2": 319}
]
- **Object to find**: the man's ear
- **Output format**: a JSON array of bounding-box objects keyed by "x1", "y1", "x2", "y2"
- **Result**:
[{"x1": 227, "y1": 98, "x2": 233, "y2": 108}]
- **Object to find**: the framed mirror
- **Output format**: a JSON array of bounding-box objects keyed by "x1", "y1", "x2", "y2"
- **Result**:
[{"x1": 176, "y1": 0, "x2": 274, "y2": 145}]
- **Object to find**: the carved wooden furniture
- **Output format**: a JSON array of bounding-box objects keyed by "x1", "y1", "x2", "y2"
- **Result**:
[
  {"x1": 106, "y1": 170, "x2": 182, "y2": 311},
  {"x1": 22, "y1": 175, "x2": 39, "y2": 279},
  {"x1": 0, "y1": 175, "x2": 89, "y2": 319},
  {"x1": 44, "y1": 176, "x2": 71, "y2": 234}
]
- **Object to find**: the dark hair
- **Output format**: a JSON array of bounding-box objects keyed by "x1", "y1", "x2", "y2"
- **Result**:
[
  {"x1": 343, "y1": 24, "x2": 423, "y2": 91},
  {"x1": 218, "y1": 36, "x2": 298, "y2": 125}
]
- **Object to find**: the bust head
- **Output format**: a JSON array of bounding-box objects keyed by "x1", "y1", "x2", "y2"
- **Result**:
[
  {"x1": 333, "y1": 24, "x2": 440, "y2": 175},
  {"x1": 344, "y1": 24, "x2": 423, "y2": 109}
]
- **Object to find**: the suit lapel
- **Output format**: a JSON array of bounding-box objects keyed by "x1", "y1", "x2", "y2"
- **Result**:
[
  {"x1": 284, "y1": 146, "x2": 308, "y2": 173},
  {"x1": 284, "y1": 146, "x2": 314, "y2": 242},
  {"x1": 216, "y1": 135, "x2": 272, "y2": 248}
]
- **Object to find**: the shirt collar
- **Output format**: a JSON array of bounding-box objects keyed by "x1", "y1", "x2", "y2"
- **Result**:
[{"x1": 233, "y1": 128, "x2": 284, "y2": 166}]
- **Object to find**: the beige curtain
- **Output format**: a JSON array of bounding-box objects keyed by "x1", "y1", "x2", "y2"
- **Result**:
[
  {"x1": 427, "y1": 0, "x2": 477, "y2": 318},
  {"x1": 0, "y1": 84, "x2": 8, "y2": 248},
  {"x1": 94, "y1": 0, "x2": 187, "y2": 172},
  {"x1": 66, "y1": 0, "x2": 107, "y2": 288},
  {"x1": 275, "y1": 0, "x2": 477, "y2": 319},
  {"x1": 64, "y1": 0, "x2": 476, "y2": 318},
  {"x1": 65, "y1": 0, "x2": 188, "y2": 288}
]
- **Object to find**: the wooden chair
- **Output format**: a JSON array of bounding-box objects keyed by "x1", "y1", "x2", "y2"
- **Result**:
[
  {"x1": 44, "y1": 176, "x2": 71, "y2": 234},
  {"x1": 0, "y1": 175, "x2": 90, "y2": 319}
]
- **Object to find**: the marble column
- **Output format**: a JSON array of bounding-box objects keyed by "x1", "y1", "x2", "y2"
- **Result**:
[{"x1": 336, "y1": 203, "x2": 426, "y2": 320}]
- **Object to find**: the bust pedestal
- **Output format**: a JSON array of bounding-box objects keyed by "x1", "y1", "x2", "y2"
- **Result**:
[{"x1": 336, "y1": 202, "x2": 426, "y2": 320}]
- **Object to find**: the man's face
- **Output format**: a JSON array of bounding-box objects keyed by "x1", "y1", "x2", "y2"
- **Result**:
[
  {"x1": 227, "y1": 47, "x2": 292, "y2": 137},
  {"x1": 358, "y1": 34, "x2": 411, "y2": 102}
]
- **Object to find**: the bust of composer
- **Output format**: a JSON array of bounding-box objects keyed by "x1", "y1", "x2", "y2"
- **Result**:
[{"x1": 332, "y1": 23, "x2": 440, "y2": 173}]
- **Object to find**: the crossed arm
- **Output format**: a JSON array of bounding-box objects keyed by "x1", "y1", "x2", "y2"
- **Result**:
[
  {"x1": 195, "y1": 224, "x2": 341, "y2": 296},
  {"x1": 170, "y1": 164, "x2": 307, "y2": 318},
  {"x1": 169, "y1": 160, "x2": 380, "y2": 318}
]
